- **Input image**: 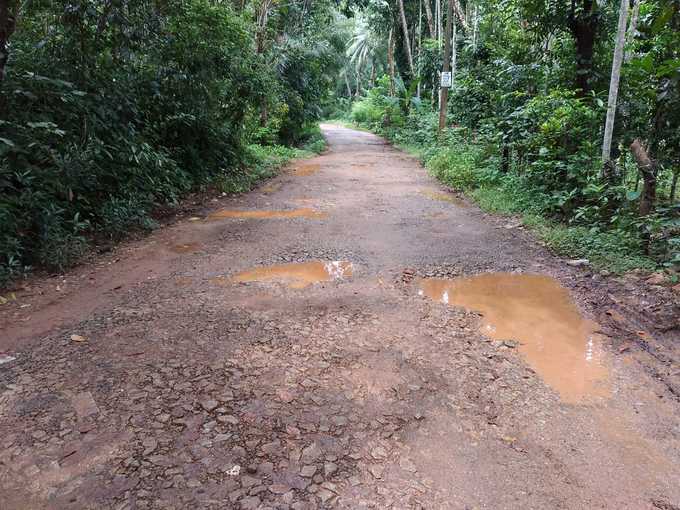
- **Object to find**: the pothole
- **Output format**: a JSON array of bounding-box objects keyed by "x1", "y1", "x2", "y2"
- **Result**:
[
  {"x1": 229, "y1": 261, "x2": 353, "y2": 289},
  {"x1": 417, "y1": 272, "x2": 609, "y2": 403},
  {"x1": 206, "y1": 208, "x2": 327, "y2": 220}
]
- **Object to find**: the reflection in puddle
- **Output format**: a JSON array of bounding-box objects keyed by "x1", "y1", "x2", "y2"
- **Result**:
[
  {"x1": 418, "y1": 273, "x2": 609, "y2": 403},
  {"x1": 207, "y1": 208, "x2": 327, "y2": 220},
  {"x1": 421, "y1": 190, "x2": 467, "y2": 206},
  {"x1": 231, "y1": 261, "x2": 353, "y2": 289},
  {"x1": 292, "y1": 164, "x2": 321, "y2": 176}
]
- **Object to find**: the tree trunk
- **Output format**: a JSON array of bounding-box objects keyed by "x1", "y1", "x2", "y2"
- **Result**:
[
  {"x1": 452, "y1": 0, "x2": 468, "y2": 30},
  {"x1": 388, "y1": 28, "x2": 396, "y2": 96},
  {"x1": 438, "y1": 0, "x2": 453, "y2": 132},
  {"x1": 501, "y1": 144, "x2": 510, "y2": 173},
  {"x1": 630, "y1": 139, "x2": 657, "y2": 216},
  {"x1": 437, "y1": 0, "x2": 442, "y2": 47},
  {"x1": 625, "y1": 0, "x2": 640, "y2": 62},
  {"x1": 256, "y1": 0, "x2": 273, "y2": 125},
  {"x1": 670, "y1": 168, "x2": 679, "y2": 204},
  {"x1": 451, "y1": 21, "x2": 457, "y2": 80},
  {"x1": 471, "y1": 5, "x2": 478, "y2": 50},
  {"x1": 397, "y1": 0, "x2": 415, "y2": 75},
  {"x1": 601, "y1": 0, "x2": 629, "y2": 173},
  {"x1": 424, "y1": 0, "x2": 435, "y2": 37},
  {"x1": 370, "y1": 62, "x2": 376, "y2": 87},
  {"x1": 256, "y1": 1, "x2": 271, "y2": 54},
  {"x1": 417, "y1": 0, "x2": 423, "y2": 98},
  {"x1": 569, "y1": 0, "x2": 598, "y2": 96},
  {"x1": 0, "y1": 0, "x2": 16, "y2": 82}
]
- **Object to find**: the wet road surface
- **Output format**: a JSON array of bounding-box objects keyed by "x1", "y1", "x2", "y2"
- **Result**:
[{"x1": 1, "y1": 124, "x2": 679, "y2": 509}]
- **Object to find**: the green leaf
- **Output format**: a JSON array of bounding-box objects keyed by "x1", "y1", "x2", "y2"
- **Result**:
[
  {"x1": 626, "y1": 190, "x2": 641, "y2": 201},
  {"x1": 0, "y1": 137, "x2": 15, "y2": 147},
  {"x1": 650, "y1": 3, "x2": 676, "y2": 34}
]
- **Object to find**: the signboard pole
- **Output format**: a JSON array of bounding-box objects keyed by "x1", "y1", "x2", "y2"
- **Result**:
[{"x1": 438, "y1": 0, "x2": 454, "y2": 133}]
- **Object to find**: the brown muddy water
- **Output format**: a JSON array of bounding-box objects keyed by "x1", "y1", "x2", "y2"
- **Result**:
[
  {"x1": 207, "y1": 208, "x2": 327, "y2": 220},
  {"x1": 230, "y1": 261, "x2": 353, "y2": 289},
  {"x1": 418, "y1": 273, "x2": 609, "y2": 403}
]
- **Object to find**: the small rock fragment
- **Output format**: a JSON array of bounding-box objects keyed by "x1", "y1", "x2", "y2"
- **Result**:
[
  {"x1": 566, "y1": 259, "x2": 589, "y2": 267},
  {"x1": 324, "y1": 462, "x2": 338, "y2": 477},
  {"x1": 201, "y1": 399, "x2": 219, "y2": 412},
  {"x1": 226, "y1": 465, "x2": 241, "y2": 476},
  {"x1": 300, "y1": 465, "x2": 317, "y2": 478},
  {"x1": 368, "y1": 464, "x2": 384, "y2": 479}
]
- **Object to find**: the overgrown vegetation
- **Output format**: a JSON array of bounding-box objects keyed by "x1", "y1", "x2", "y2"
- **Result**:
[
  {"x1": 335, "y1": 0, "x2": 679, "y2": 274},
  {"x1": 0, "y1": 0, "x2": 342, "y2": 285}
]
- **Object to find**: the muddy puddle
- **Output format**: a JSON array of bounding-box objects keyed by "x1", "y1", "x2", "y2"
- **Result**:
[
  {"x1": 230, "y1": 261, "x2": 353, "y2": 289},
  {"x1": 418, "y1": 273, "x2": 609, "y2": 403},
  {"x1": 207, "y1": 208, "x2": 327, "y2": 220},
  {"x1": 292, "y1": 163, "x2": 321, "y2": 176},
  {"x1": 420, "y1": 190, "x2": 467, "y2": 207}
]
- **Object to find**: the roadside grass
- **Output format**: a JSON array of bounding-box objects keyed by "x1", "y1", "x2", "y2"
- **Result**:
[{"x1": 0, "y1": 126, "x2": 327, "y2": 288}]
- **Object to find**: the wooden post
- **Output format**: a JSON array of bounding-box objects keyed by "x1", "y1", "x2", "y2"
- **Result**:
[{"x1": 438, "y1": 0, "x2": 453, "y2": 132}]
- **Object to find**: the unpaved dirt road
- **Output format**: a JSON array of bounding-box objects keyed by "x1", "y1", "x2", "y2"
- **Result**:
[{"x1": 1, "y1": 124, "x2": 679, "y2": 509}]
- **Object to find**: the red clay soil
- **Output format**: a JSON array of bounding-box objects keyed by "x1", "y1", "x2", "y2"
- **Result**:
[{"x1": 0, "y1": 124, "x2": 678, "y2": 509}]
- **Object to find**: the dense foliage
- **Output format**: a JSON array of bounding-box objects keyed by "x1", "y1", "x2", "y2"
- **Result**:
[
  {"x1": 339, "y1": 0, "x2": 679, "y2": 272},
  {"x1": 0, "y1": 0, "x2": 345, "y2": 284}
]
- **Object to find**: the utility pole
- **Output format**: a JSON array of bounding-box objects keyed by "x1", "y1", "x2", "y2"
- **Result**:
[{"x1": 438, "y1": 0, "x2": 453, "y2": 132}]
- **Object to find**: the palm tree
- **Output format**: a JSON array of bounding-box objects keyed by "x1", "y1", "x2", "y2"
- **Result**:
[{"x1": 346, "y1": 13, "x2": 385, "y2": 95}]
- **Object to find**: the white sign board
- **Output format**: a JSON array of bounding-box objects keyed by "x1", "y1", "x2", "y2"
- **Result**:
[{"x1": 440, "y1": 72, "x2": 452, "y2": 88}]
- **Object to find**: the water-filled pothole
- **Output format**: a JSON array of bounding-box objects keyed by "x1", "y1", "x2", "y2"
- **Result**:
[
  {"x1": 418, "y1": 272, "x2": 609, "y2": 403},
  {"x1": 230, "y1": 261, "x2": 353, "y2": 289},
  {"x1": 207, "y1": 208, "x2": 327, "y2": 220}
]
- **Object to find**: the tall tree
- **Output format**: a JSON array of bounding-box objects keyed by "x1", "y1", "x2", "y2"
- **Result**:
[
  {"x1": 397, "y1": 0, "x2": 415, "y2": 74},
  {"x1": 601, "y1": 0, "x2": 630, "y2": 175},
  {"x1": 388, "y1": 27, "x2": 396, "y2": 95},
  {"x1": 0, "y1": 0, "x2": 16, "y2": 81},
  {"x1": 424, "y1": 0, "x2": 436, "y2": 37},
  {"x1": 568, "y1": 0, "x2": 599, "y2": 95}
]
